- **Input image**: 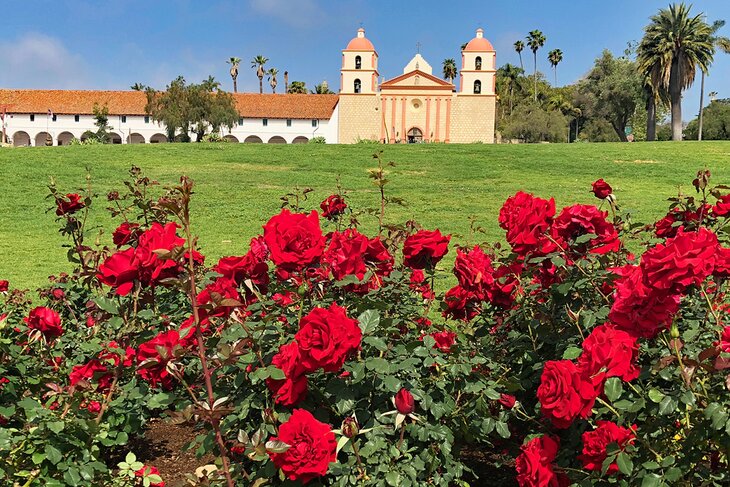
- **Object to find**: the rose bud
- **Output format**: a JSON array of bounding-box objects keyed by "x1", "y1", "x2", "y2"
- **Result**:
[
  {"x1": 263, "y1": 408, "x2": 278, "y2": 425},
  {"x1": 498, "y1": 394, "x2": 516, "y2": 409},
  {"x1": 341, "y1": 416, "x2": 360, "y2": 438},
  {"x1": 591, "y1": 179, "x2": 613, "y2": 200},
  {"x1": 0, "y1": 280, "x2": 8, "y2": 293},
  {"x1": 87, "y1": 401, "x2": 102, "y2": 414},
  {"x1": 394, "y1": 388, "x2": 415, "y2": 415}
]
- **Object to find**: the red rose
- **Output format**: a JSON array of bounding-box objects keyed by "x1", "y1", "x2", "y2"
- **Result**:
[
  {"x1": 429, "y1": 330, "x2": 457, "y2": 353},
  {"x1": 713, "y1": 247, "x2": 730, "y2": 278},
  {"x1": 263, "y1": 209, "x2": 325, "y2": 275},
  {"x1": 267, "y1": 342, "x2": 309, "y2": 406},
  {"x1": 453, "y1": 246, "x2": 494, "y2": 298},
  {"x1": 24, "y1": 306, "x2": 63, "y2": 340},
  {"x1": 135, "y1": 465, "x2": 165, "y2": 487},
  {"x1": 516, "y1": 435, "x2": 570, "y2": 487},
  {"x1": 609, "y1": 265, "x2": 680, "y2": 339},
  {"x1": 551, "y1": 204, "x2": 620, "y2": 255},
  {"x1": 409, "y1": 269, "x2": 435, "y2": 300},
  {"x1": 135, "y1": 222, "x2": 188, "y2": 284},
  {"x1": 499, "y1": 394, "x2": 516, "y2": 409},
  {"x1": 719, "y1": 326, "x2": 730, "y2": 353},
  {"x1": 537, "y1": 360, "x2": 596, "y2": 429},
  {"x1": 591, "y1": 179, "x2": 613, "y2": 199},
  {"x1": 323, "y1": 229, "x2": 369, "y2": 280},
  {"x1": 713, "y1": 194, "x2": 730, "y2": 217},
  {"x1": 112, "y1": 222, "x2": 140, "y2": 247},
  {"x1": 100, "y1": 341, "x2": 136, "y2": 368},
  {"x1": 295, "y1": 304, "x2": 361, "y2": 372},
  {"x1": 320, "y1": 194, "x2": 347, "y2": 219},
  {"x1": 97, "y1": 247, "x2": 139, "y2": 296},
  {"x1": 86, "y1": 401, "x2": 102, "y2": 414},
  {"x1": 0, "y1": 280, "x2": 8, "y2": 292},
  {"x1": 402, "y1": 229, "x2": 450, "y2": 269},
  {"x1": 578, "y1": 324, "x2": 639, "y2": 386},
  {"x1": 136, "y1": 330, "x2": 181, "y2": 389},
  {"x1": 196, "y1": 277, "x2": 241, "y2": 317},
  {"x1": 641, "y1": 227, "x2": 718, "y2": 293},
  {"x1": 499, "y1": 191, "x2": 556, "y2": 256},
  {"x1": 394, "y1": 387, "x2": 416, "y2": 414},
  {"x1": 442, "y1": 285, "x2": 481, "y2": 322},
  {"x1": 268, "y1": 409, "x2": 337, "y2": 484},
  {"x1": 351, "y1": 236, "x2": 394, "y2": 294},
  {"x1": 485, "y1": 262, "x2": 523, "y2": 309},
  {"x1": 579, "y1": 421, "x2": 636, "y2": 474},
  {"x1": 69, "y1": 360, "x2": 111, "y2": 391},
  {"x1": 56, "y1": 193, "x2": 85, "y2": 216}
]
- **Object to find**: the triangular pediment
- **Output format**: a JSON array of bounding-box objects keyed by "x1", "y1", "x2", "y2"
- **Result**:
[{"x1": 380, "y1": 70, "x2": 454, "y2": 89}]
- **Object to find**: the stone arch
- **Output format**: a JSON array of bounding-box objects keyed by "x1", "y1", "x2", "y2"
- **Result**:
[
  {"x1": 473, "y1": 80, "x2": 482, "y2": 94},
  {"x1": 149, "y1": 133, "x2": 167, "y2": 143},
  {"x1": 223, "y1": 135, "x2": 239, "y2": 143},
  {"x1": 244, "y1": 135, "x2": 263, "y2": 143},
  {"x1": 475, "y1": 56, "x2": 482, "y2": 70},
  {"x1": 35, "y1": 132, "x2": 53, "y2": 147},
  {"x1": 292, "y1": 136, "x2": 309, "y2": 144},
  {"x1": 127, "y1": 133, "x2": 145, "y2": 144},
  {"x1": 109, "y1": 132, "x2": 122, "y2": 144},
  {"x1": 268, "y1": 136, "x2": 287, "y2": 144},
  {"x1": 355, "y1": 55, "x2": 362, "y2": 69},
  {"x1": 12, "y1": 131, "x2": 30, "y2": 147},
  {"x1": 354, "y1": 79, "x2": 362, "y2": 93},
  {"x1": 407, "y1": 127, "x2": 423, "y2": 143},
  {"x1": 57, "y1": 131, "x2": 76, "y2": 146}
]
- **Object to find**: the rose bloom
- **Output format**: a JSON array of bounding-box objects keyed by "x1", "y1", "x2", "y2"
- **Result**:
[
  {"x1": 69, "y1": 359, "x2": 110, "y2": 391},
  {"x1": 350, "y1": 236, "x2": 395, "y2": 294},
  {"x1": 135, "y1": 222, "x2": 189, "y2": 284},
  {"x1": 499, "y1": 393, "x2": 516, "y2": 409},
  {"x1": 713, "y1": 194, "x2": 730, "y2": 217},
  {"x1": 320, "y1": 194, "x2": 347, "y2": 219},
  {"x1": 485, "y1": 262, "x2": 523, "y2": 309},
  {"x1": 409, "y1": 269, "x2": 435, "y2": 300},
  {"x1": 0, "y1": 280, "x2": 8, "y2": 292},
  {"x1": 394, "y1": 387, "x2": 416, "y2": 414},
  {"x1": 515, "y1": 435, "x2": 569, "y2": 487},
  {"x1": 498, "y1": 191, "x2": 557, "y2": 256},
  {"x1": 135, "y1": 465, "x2": 165, "y2": 487},
  {"x1": 296, "y1": 304, "x2": 361, "y2": 372},
  {"x1": 712, "y1": 247, "x2": 730, "y2": 278},
  {"x1": 266, "y1": 341, "x2": 309, "y2": 406},
  {"x1": 263, "y1": 209, "x2": 325, "y2": 277},
  {"x1": 719, "y1": 326, "x2": 730, "y2": 353},
  {"x1": 323, "y1": 229, "x2": 369, "y2": 280},
  {"x1": 86, "y1": 401, "x2": 102, "y2": 414},
  {"x1": 537, "y1": 360, "x2": 597, "y2": 429},
  {"x1": 428, "y1": 330, "x2": 457, "y2": 353},
  {"x1": 268, "y1": 409, "x2": 337, "y2": 484},
  {"x1": 442, "y1": 285, "x2": 481, "y2": 322},
  {"x1": 97, "y1": 247, "x2": 139, "y2": 296},
  {"x1": 136, "y1": 330, "x2": 181, "y2": 389},
  {"x1": 214, "y1": 253, "x2": 269, "y2": 292},
  {"x1": 579, "y1": 421, "x2": 636, "y2": 474},
  {"x1": 641, "y1": 227, "x2": 718, "y2": 293},
  {"x1": 196, "y1": 277, "x2": 241, "y2": 317},
  {"x1": 112, "y1": 222, "x2": 140, "y2": 247},
  {"x1": 551, "y1": 204, "x2": 620, "y2": 255},
  {"x1": 24, "y1": 306, "x2": 63, "y2": 340},
  {"x1": 609, "y1": 265, "x2": 681, "y2": 339},
  {"x1": 402, "y1": 229, "x2": 451, "y2": 269},
  {"x1": 56, "y1": 193, "x2": 85, "y2": 216},
  {"x1": 453, "y1": 246, "x2": 494, "y2": 299},
  {"x1": 591, "y1": 179, "x2": 613, "y2": 199},
  {"x1": 578, "y1": 324, "x2": 640, "y2": 387}
]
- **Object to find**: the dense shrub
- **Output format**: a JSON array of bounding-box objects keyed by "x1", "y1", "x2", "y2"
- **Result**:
[{"x1": 0, "y1": 160, "x2": 729, "y2": 486}]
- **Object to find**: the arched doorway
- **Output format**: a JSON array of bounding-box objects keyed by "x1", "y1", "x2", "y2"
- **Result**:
[
  {"x1": 57, "y1": 132, "x2": 76, "y2": 146},
  {"x1": 150, "y1": 133, "x2": 167, "y2": 144},
  {"x1": 223, "y1": 135, "x2": 239, "y2": 143},
  {"x1": 292, "y1": 136, "x2": 309, "y2": 144},
  {"x1": 128, "y1": 133, "x2": 145, "y2": 144},
  {"x1": 109, "y1": 132, "x2": 122, "y2": 144},
  {"x1": 407, "y1": 127, "x2": 423, "y2": 143},
  {"x1": 35, "y1": 132, "x2": 53, "y2": 146},
  {"x1": 268, "y1": 136, "x2": 286, "y2": 144},
  {"x1": 12, "y1": 131, "x2": 30, "y2": 147},
  {"x1": 244, "y1": 135, "x2": 263, "y2": 143}
]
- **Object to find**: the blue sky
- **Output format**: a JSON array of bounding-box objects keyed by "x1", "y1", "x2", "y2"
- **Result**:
[{"x1": 2, "y1": 0, "x2": 730, "y2": 120}]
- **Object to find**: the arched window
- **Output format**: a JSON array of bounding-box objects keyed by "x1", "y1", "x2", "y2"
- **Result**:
[
  {"x1": 354, "y1": 79, "x2": 362, "y2": 93},
  {"x1": 473, "y1": 80, "x2": 482, "y2": 94},
  {"x1": 475, "y1": 56, "x2": 482, "y2": 70},
  {"x1": 355, "y1": 55, "x2": 362, "y2": 69}
]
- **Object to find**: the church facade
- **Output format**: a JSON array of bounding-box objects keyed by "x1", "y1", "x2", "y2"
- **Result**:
[{"x1": 0, "y1": 28, "x2": 496, "y2": 146}]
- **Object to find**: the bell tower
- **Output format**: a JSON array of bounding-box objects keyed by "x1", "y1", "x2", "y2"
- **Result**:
[
  {"x1": 459, "y1": 28, "x2": 496, "y2": 95},
  {"x1": 340, "y1": 28, "x2": 379, "y2": 94}
]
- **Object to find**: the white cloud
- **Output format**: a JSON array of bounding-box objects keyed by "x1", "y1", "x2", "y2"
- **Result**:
[
  {"x1": 0, "y1": 33, "x2": 90, "y2": 89},
  {"x1": 248, "y1": 0, "x2": 326, "y2": 28}
]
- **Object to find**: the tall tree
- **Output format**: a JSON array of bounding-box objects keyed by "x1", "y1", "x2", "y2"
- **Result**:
[
  {"x1": 527, "y1": 30, "x2": 546, "y2": 101},
  {"x1": 311, "y1": 82, "x2": 334, "y2": 94},
  {"x1": 442, "y1": 58, "x2": 457, "y2": 83},
  {"x1": 227, "y1": 57, "x2": 241, "y2": 93},
  {"x1": 698, "y1": 20, "x2": 730, "y2": 140},
  {"x1": 637, "y1": 3, "x2": 714, "y2": 141},
  {"x1": 548, "y1": 49, "x2": 563, "y2": 85},
  {"x1": 287, "y1": 81, "x2": 307, "y2": 94},
  {"x1": 251, "y1": 55, "x2": 269, "y2": 94},
  {"x1": 130, "y1": 83, "x2": 146, "y2": 91},
  {"x1": 514, "y1": 40, "x2": 525, "y2": 70},
  {"x1": 267, "y1": 68, "x2": 279, "y2": 93},
  {"x1": 496, "y1": 63, "x2": 524, "y2": 116}
]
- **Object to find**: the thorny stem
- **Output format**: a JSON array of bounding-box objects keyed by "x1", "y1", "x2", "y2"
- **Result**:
[{"x1": 397, "y1": 423, "x2": 406, "y2": 451}]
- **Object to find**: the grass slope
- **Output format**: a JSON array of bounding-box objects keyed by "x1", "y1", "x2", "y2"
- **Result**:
[{"x1": 1, "y1": 142, "x2": 728, "y2": 289}]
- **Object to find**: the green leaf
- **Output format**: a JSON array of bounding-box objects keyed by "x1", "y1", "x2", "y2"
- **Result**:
[
  {"x1": 604, "y1": 377, "x2": 623, "y2": 402},
  {"x1": 358, "y1": 310, "x2": 380, "y2": 335},
  {"x1": 365, "y1": 357, "x2": 390, "y2": 374},
  {"x1": 641, "y1": 473, "x2": 664, "y2": 487},
  {"x1": 385, "y1": 471, "x2": 401, "y2": 486},
  {"x1": 616, "y1": 452, "x2": 633, "y2": 475},
  {"x1": 562, "y1": 346, "x2": 582, "y2": 360},
  {"x1": 47, "y1": 421, "x2": 65, "y2": 434},
  {"x1": 64, "y1": 467, "x2": 82, "y2": 486},
  {"x1": 495, "y1": 421, "x2": 510, "y2": 439},
  {"x1": 658, "y1": 395, "x2": 678, "y2": 415},
  {"x1": 648, "y1": 389, "x2": 665, "y2": 403},
  {"x1": 94, "y1": 297, "x2": 119, "y2": 314},
  {"x1": 45, "y1": 445, "x2": 63, "y2": 465},
  {"x1": 147, "y1": 392, "x2": 175, "y2": 410}
]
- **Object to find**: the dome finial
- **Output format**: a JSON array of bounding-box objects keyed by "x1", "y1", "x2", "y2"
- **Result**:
[{"x1": 476, "y1": 28, "x2": 484, "y2": 38}]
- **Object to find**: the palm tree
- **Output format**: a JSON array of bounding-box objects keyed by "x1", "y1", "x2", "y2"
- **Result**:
[
  {"x1": 526, "y1": 30, "x2": 546, "y2": 101},
  {"x1": 130, "y1": 83, "x2": 146, "y2": 91},
  {"x1": 497, "y1": 63, "x2": 524, "y2": 115},
  {"x1": 311, "y1": 82, "x2": 334, "y2": 94},
  {"x1": 251, "y1": 55, "x2": 269, "y2": 94},
  {"x1": 514, "y1": 40, "x2": 525, "y2": 70},
  {"x1": 227, "y1": 57, "x2": 241, "y2": 93},
  {"x1": 442, "y1": 58, "x2": 457, "y2": 83},
  {"x1": 637, "y1": 3, "x2": 714, "y2": 141},
  {"x1": 287, "y1": 81, "x2": 307, "y2": 94},
  {"x1": 709, "y1": 90, "x2": 718, "y2": 101},
  {"x1": 698, "y1": 20, "x2": 730, "y2": 140},
  {"x1": 267, "y1": 68, "x2": 279, "y2": 93},
  {"x1": 548, "y1": 49, "x2": 563, "y2": 86}
]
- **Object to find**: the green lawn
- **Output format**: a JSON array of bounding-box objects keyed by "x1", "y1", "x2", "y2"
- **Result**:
[{"x1": 1, "y1": 142, "x2": 729, "y2": 290}]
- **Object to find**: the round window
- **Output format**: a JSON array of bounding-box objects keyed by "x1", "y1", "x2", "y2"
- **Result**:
[{"x1": 411, "y1": 99, "x2": 422, "y2": 110}]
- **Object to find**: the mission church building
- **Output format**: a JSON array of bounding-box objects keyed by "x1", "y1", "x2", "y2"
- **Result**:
[{"x1": 0, "y1": 28, "x2": 496, "y2": 146}]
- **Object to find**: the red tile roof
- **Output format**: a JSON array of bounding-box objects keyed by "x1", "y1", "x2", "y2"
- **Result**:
[{"x1": 0, "y1": 90, "x2": 339, "y2": 119}]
